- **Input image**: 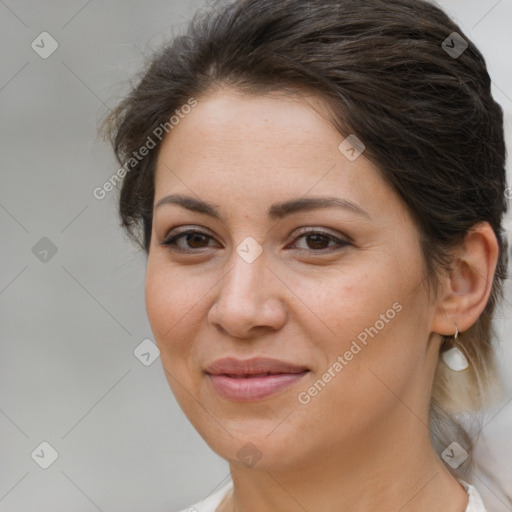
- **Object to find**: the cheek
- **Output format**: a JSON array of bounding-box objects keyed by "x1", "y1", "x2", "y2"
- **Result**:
[
  {"x1": 324, "y1": 290, "x2": 428, "y2": 415},
  {"x1": 291, "y1": 254, "x2": 428, "y2": 388},
  {"x1": 144, "y1": 260, "x2": 206, "y2": 412},
  {"x1": 144, "y1": 259, "x2": 198, "y2": 355},
  {"x1": 145, "y1": 264, "x2": 172, "y2": 342},
  {"x1": 288, "y1": 262, "x2": 397, "y2": 348}
]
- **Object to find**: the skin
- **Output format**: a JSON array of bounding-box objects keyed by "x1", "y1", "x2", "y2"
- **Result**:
[{"x1": 145, "y1": 86, "x2": 498, "y2": 512}]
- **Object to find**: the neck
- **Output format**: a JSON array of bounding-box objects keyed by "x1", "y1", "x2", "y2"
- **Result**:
[{"x1": 222, "y1": 414, "x2": 469, "y2": 512}]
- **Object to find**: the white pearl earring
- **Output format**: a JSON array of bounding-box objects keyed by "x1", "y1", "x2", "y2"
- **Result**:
[{"x1": 441, "y1": 326, "x2": 469, "y2": 371}]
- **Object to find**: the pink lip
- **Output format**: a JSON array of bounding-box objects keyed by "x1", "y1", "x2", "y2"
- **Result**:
[{"x1": 204, "y1": 357, "x2": 310, "y2": 402}]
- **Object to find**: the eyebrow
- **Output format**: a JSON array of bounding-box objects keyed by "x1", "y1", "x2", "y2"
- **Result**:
[{"x1": 155, "y1": 194, "x2": 370, "y2": 220}]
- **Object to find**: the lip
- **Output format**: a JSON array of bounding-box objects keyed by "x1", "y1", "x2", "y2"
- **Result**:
[{"x1": 204, "y1": 357, "x2": 310, "y2": 402}]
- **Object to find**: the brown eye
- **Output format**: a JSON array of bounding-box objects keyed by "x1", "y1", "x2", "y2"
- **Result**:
[
  {"x1": 303, "y1": 233, "x2": 331, "y2": 250},
  {"x1": 290, "y1": 229, "x2": 351, "y2": 253},
  {"x1": 184, "y1": 232, "x2": 210, "y2": 249},
  {"x1": 161, "y1": 229, "x2": 217, "y2": 252}
]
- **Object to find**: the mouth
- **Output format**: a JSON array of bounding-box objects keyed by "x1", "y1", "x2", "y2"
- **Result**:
[{"x1": 204, "y1": 357, "x2": 310, "y2": 402}]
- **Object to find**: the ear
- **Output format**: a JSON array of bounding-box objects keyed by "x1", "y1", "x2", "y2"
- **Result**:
[{"x1": 432, "y1": 221, "x2": 499, "y2": 336}]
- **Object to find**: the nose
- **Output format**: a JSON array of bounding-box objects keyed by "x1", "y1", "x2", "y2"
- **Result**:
[{"x1": 207, "y1": 248, "x2": 288, "y2": 339}]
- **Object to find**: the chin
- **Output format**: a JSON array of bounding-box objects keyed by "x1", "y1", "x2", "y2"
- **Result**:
[{"x1": 194, "y1": 421, "x2": 311, "y2": 471}]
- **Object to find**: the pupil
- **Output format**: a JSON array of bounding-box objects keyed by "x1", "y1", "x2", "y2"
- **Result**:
[
  {"x1": 308, "y1": 234, "x2": 328, "y2": 249},
  {"x1": 188, "y1": 233, "x2": 207, "y2": 248}
]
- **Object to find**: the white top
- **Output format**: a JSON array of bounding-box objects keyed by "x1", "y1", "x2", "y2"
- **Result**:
[{"x1": 176, "y1": 479, "x2": 486, "y2": 512}]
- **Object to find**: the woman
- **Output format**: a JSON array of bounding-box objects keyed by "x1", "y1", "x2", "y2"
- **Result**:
[{"x1": 102, "y1": 0, "x2": 509, "y2": 510}]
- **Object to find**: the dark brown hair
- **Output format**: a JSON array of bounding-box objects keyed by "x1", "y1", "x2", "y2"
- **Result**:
[{"x1": 101, "y1": 0, "x2": 508, "y2": 477}]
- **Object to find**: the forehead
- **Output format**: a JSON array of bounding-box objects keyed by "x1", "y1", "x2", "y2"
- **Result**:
[
  {"x1": 158, "y1": 88, "x2": 337, "y2": 161},
  {"x1": 152, "y1": 87, "x2": 407, "y2": 228},
  {"x1": 156, "y1": 88, "x2": 364, "y2": 183}
]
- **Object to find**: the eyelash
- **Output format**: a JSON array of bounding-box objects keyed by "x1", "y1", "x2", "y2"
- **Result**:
[{"x1": 160, "y1": 227, "x2": 351, "y2": 254}]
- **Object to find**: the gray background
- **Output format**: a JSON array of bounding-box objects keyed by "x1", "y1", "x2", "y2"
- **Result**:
[{"x1": 1, "y1": 1, "x2": 511, "y2": 511}]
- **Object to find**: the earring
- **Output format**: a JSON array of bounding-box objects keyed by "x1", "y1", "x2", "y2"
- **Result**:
[{"x1": 441, "y1": 326, "x2": 469, "y2": 371}]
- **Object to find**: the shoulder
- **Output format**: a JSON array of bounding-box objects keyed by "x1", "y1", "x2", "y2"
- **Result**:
[
  {"x1": 458, "y1": 480, "x2": 487, "y2": 512},
  {"x1": 175, "y1": 481, "x2": 233, "y2": 512}
]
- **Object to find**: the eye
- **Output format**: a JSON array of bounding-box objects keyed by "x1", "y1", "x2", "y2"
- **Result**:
[
  {"x1": 161, "y1": 228, "x2": 219, "y2": 252},
  {"x1": 161, "y1": 227, "x2": 350, "y2": 254},
  {"x1": 287, "y1": 228, "x2": 350, "y2": 253}
]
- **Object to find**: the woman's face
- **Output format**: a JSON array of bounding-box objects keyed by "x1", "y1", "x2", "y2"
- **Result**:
[{"x1": 146, "y1": 87, "x2": 440, "y2": 470}]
